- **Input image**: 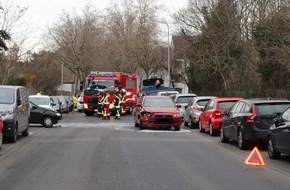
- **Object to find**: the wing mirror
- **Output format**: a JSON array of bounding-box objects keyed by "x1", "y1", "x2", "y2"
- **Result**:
[
  {"x1": 185, "y1": 105, "x2": 188, "y2": 109},
  {"x1": 274, "y1": 115, "x2": 283, "y2": 127},
  {"x1": 176, "y1": 104, "x2": 181, "y2": 108}
]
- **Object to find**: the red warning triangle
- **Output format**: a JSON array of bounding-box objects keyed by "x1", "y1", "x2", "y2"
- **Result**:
[{"x1": 245, "y1": 147, "x2": 265, "y2": 166}]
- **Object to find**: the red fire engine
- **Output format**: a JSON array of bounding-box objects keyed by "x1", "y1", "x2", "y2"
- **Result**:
[{"x1": 82, "y1": 71, "x2": 139, "y2": 116}]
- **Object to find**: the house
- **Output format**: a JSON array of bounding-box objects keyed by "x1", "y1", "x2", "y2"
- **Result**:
[{"x1": 170, "y1": 35, "x2": 193, "y2": 94}]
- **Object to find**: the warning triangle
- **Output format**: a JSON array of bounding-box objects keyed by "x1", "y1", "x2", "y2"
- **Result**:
[{"x1": 245, "y1": 147, "x2": 265, "y2": 166}]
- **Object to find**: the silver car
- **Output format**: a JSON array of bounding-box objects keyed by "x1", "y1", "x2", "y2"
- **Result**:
[
  {"x1": 172, "y1": 93, "x2": 197, "y2": 119},
  {"x1": 183, "y1": 96, "x2": 216, "y2": 129}
]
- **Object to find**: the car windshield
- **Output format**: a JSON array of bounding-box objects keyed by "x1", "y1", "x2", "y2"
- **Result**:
[
  {"x1": 30, "y1": 97, "x2": 50, "y2": 105},
  {"x1": 176, "y1": 96, "x2": 195, "y2": 103},
  {"x1": 217, "y1": 101, "x2": 238, "y2": 109},
  {"x1": 255, "y1": 103, "x2": 290, "y2": 115},
  {"x1": 87, "y1": 80, "x2": 114, "y2": 91},
  {"x1": 0, "y1": 88, "x2": 14, "y2": 104},
  {"x1": 144, "y1": 98, "x2": 175, "y2": 108}
]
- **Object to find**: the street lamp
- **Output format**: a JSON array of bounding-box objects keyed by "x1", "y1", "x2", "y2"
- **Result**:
[{"x1": 160, "y1": 21, "x2": 170, "y2": 87}]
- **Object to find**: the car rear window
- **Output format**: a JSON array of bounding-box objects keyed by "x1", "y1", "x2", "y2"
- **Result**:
[
  {"x1": 176, "y1": 96, "x2": 195, "y2": 103},
  {"x1": 255, "y1": 103, "x2": 290, "y2": 115},
  {"x1": 144, "y1": 97, "x2": 175, "y2": 108},
  {"x1": 197, "y1": 99, "x2": 210, "y2": 106},
  {"x1": 217, "y1": 101, "x2": 238, "y2": 109}
]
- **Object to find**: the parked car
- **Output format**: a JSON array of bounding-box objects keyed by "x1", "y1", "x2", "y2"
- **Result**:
[
  {"x1": 157, "y1": 91, "x2": 179, "y2": 97},
  {"x1": 199, "y1": 97, "x2": 243, "y2": 136},
  {"x1": 77, "y1": 92, "x2": 84, "y2": 112},
  {"x1": 172, "y1": 93, "x2": 197, "y2": 119},
  {"x1": 0, "y1": 85, "x2": 30, "y2": 143},
  {"x1": 51, "y1": 96, "x2": 63, "y2": 115},
  {"x1": 29, "y1": 101, "x2": 62, "y2": 128},
  {"x1": 134, "y1": 96, "x2": 182, "y2": 131},
  {"x1": 29, "y1": 95, "x2": 56, "y2": 111},
  {"x1": 0, "y1": 115, "x2": 3, "y2": 149},
  {"x1": 66, "y1": 96, "x2": 74, "y2": 112},
  {"x1": 267, "y1": 107, "x2": 290, "y2": 159},
  {"x1": 220, "y1": 98, "x2": 290, "y2": 150},
  {"x1": 57, "y1": 96, "x2": 70, "y2": 113},
  {"x1": 183, "y1": 96, "x2": 217, "y2": 129}
]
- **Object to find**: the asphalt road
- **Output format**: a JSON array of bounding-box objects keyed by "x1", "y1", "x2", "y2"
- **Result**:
[{"x1": 0, "y1": 111, "x2": 290, "y2": 190}]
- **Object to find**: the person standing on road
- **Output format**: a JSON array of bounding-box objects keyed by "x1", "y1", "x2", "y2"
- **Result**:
[
  {"x1": 120, "y1": 89, "x2": 127, "y2": 116},
  {"x1": 113, "y1": 90, "x2": 122, "y2": 119},
  {"x1": 102, "y1": 90, "x2": 110, "y2": 120},
  {"x1": 97, "y1": 91, "x2": 104, "y2": 117}
]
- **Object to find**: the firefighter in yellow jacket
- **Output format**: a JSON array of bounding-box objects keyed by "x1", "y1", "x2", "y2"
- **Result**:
[
  {"x1": 102, "y1": 90, "x2": 110, "y2": 119},
  {"x1": 113, "y1": 90, "x2": 122, "y2": 119},
  {"x1": 120, "y1": 89, "x2": 127, "y2": 116}
]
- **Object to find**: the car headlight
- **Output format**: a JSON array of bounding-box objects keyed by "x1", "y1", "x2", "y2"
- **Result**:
[
  {"x1": 0, "y1": 109, "x2": 14, "y2": 116},
  {"x1": 173, "y1": 113, "x2": 181, "y2": 118},
  {"x1": 56, "y1": 113, "x2": 61, "y2": 117}
]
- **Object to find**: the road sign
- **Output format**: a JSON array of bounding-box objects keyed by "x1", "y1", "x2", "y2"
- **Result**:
[{"x1": 245, "y1": 147, "x2": 265, "y2": 166}]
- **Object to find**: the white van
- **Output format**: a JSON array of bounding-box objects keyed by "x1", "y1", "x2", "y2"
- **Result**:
[
  {"x1": 29, "y1": 95, "x2": 56, "y2": 111},
  {"x1": 0, "y1": 85, "x2": 30, "y2": 143}
]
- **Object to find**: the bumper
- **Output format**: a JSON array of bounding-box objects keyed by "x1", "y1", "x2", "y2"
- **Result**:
[
  {"x1": 243, "y1": 123, "x2": 269, "y2": 142},
  {"x1": 140, "y1": 116, "x2": 182, "y2": 129}
]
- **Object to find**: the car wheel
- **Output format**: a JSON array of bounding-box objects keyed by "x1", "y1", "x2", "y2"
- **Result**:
[
  {"x1": 184, "y1": 120, "x2": 188, "y2": 127},
  {"x1": 9, "y1": 127, "x2": 18, "y2": 143},
  {"x1": 22, "y1": 124, "x2": 30, "y2": 137},
  {"x1": 134, "y1": 115, "x2": 139, "y2": 127},
  {"x1": 209, "y1": 123, "x2": 217, "y2": 136},
  {"x1": 238, "y1": 129, "x2": 248, "y2": 150},
  {"x1": 84, "y1": 111, "x2": 94, "y2": 116},
  {"x1": 267, "y1": 137, "x2": 281, "y2": 159},
  {"x1": 175, "y1": 126, "x2": 180, "y2": 131},
  {"x1": 0, "y1": 133, "x2": 3, "y2": 149},
  {"x1": 42, "y1": 116, "x2": 53, "y2": 128},
  {"x1": 220, "y1": 125, "x2": 229, "y2": 143},
  {"x1": 78, "y1": 109, "x2": 82, "y2": 113},
  {"x1": 139, "y1": 120, "x2": 144, "y2": 130},
  {"x1": 189, "y1": 118, "x2": 195, "y2": 129},
  {"x1": 199, "y1": 122, "x2": 205, "y2": 133}
]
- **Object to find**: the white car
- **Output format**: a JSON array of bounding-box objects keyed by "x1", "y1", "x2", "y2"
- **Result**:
[
  {"x1": 172, "y1": 93, "x2": 197, "y2": 119},
  {"x1": 156, "y1": 91, "x2": 179, "y2": 97},
  {"x1": 77, "y1": 92, "x2": 84, "y2": 112},
  {"x1": 29, "y1": 95, "x2": 56, "y2": 111}
]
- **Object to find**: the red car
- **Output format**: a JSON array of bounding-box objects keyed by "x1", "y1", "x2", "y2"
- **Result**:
[
  {"x1": 199, "y1": 97, "x2": 243, "y2": 136},
  {"x1": 134, "y1": 96, "x2": 182, "y2": 131},
  {"x1": 0, "y1": 115, "x2": 3, "y2": 149}
]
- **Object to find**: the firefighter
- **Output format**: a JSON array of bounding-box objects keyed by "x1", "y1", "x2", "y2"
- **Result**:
[
  {"x1": 113, "y1": 90, "x2": 122, "y2": 119},
  {"x1": 120, "y1": 89, "x2": 127, "y2": 116},
  {"x1": 102, "y1": 90, "x2": 111, "y2": 119},
  {"x1": 97, "y1": 91, "x2": 105, "y2": 117}
]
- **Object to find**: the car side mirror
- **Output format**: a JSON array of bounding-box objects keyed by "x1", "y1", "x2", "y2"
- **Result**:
[
  {"x1": 32, "y1": 105, "x2": 37, "y2": 110},
  {"x1": 274, "y1": 116, "x2": 283, "y2": 127},
  {"x1": 185, "y1": 105, "x2": 188, "y2": 109},
  {"x1": 198, "y1": 107, "x2": 204, "y2": 111},
  {"x1": 176, "y1": 104, "x2": 181, "y2": 108}
]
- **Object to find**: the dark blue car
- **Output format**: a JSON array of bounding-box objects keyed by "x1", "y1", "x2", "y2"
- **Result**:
[{"x1": 267, "y1": 107, "x2": 290, "y2": 159}]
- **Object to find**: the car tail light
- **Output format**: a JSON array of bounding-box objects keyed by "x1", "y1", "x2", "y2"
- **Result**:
[
  {"x1": 246, "y1": 106, "x2": 256, "y2": 123},
  {"x1": 213, "y1": 111, "x2": 222, "y2": 118}
]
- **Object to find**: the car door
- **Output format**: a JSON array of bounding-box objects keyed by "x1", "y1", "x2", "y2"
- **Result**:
[
  {"x1": 228, "y1": 102, "x2": 245, "y2": 139},
  {"x1": 274, "y1": 108, "x2": 290, "y2": 153},
  {"x1": 29, "y1": 103, "x2": 43, "y2": 124},
  {"x1": 223, "y1": 102, "x2": 239, "y2": 138},
  {"x1": 184, "y1": 100, "x2": 193, "y2": 122},
  {"x1": 203, "y1": 99, "x2": 215, "y2": 130}
]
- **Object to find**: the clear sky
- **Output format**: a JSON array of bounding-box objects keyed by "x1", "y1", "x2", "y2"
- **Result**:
[{"x1": 3, "y1": 0, "x2": 189, "y2": 51}]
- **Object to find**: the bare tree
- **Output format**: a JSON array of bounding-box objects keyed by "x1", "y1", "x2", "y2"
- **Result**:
[{"x1": 46, "y1": 5, "x2": 106, "y2": 94}]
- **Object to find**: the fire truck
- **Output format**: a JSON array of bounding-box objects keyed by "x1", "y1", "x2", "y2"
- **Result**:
[{"x1": 82, "y1": 71, "x2": 139, "y2": 116}]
